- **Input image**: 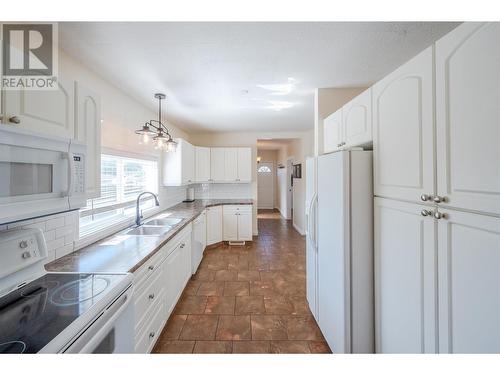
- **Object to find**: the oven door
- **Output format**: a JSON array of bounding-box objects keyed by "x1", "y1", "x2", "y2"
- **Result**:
[
  {"x1": 63, "y1": 286, "x2": 134, "y2": 354},
  {"x1": 0, "y1": 130, "x2": 72, "y2": 224}
]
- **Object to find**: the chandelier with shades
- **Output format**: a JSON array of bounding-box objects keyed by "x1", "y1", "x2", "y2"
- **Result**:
[{"x1": 135, "y1": 93, "x2": 177, "y2": 152}]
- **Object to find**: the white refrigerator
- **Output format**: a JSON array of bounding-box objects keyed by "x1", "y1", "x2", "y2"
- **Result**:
[{"x1": 306, "y1": 150, "x2": 374, "y2": 354}]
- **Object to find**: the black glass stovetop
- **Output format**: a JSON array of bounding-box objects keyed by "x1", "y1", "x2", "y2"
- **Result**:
[{"x1": 0, "y1": 273, "x2": 127, "y2": 354}]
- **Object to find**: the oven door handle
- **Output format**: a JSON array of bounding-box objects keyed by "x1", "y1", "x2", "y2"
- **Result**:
[
  {"x1": 64, "y1": 286, "x2": 133, "y2": 353},
  {"x1": 65, "y1": 151, "x2": 74, "y2": 197}
]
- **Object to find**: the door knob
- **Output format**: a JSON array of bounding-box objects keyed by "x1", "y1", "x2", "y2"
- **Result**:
[
  {"x1": 9, "y1": 116, "x2": 21, "y2": 124},
  {"x1": 420, "y1": 209, "x2": 432, "y2": 217},
  {"x1": 433, "y1": 196, "x2": 447, "y2": 203},
  {"x1": 420, "y1": 194, "x2": 432, "y2": 202},
  {"x1": 433, "y1": 211, "x2": 445, "y2": 220}
]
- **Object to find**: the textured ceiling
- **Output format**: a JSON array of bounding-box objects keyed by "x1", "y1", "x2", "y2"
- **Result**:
[{"x1": 59, "y1": 22, "x2": 460, "y2": 133}]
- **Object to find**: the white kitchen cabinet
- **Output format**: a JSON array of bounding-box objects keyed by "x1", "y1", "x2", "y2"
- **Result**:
[
  {"x1": 195, "y1": 146, "x2": 211, "y2": 183},
  {"x1": 206, "y1": 205, "x2": 223, "y2": 245},
  {"x1": 164, "y1": 242, "x2": 183, "y2": 315},
  {"x1": 323, "y1": 109, "x2": 343, "y2": 153},
  {"x1": 210, "y1": 148, "x2": 225, "y2": 182},
  {"x1": 237, "y1": 147, "x2": 252, "y2": 182},
  {"x1": 224, "y1": 148, "x2": 239, "y2": 181},
  {"x1": 75, "y1": 82, "x2": 101, "y2": 199},
  {"x1": 3, "y1": 78, "x2": 75, "y2": 138},
  {"x1": 223, "y1": 205, "x2": 253, "y2": 242},
  {"x1": 342, "y1": 88, "x2": 372, "y2": 148},
  {"x1": 192, "y1": 210, "x2": 206, "y2": 274},
  {"x1": 162, "y1": 138, "x2": 195, "y2": 186},
  {"x1": 374, "y1": 198, "x2": 437, "y2": 353},
  {"x1": 435, "y1": 22, "x2": 500, "y2": 215},
  {"x1": 437, "y1": 208, "x2": 500, "y2": 353},
  {"x1": 373, "y1": 46, "x2": 435, "y2": 204}
]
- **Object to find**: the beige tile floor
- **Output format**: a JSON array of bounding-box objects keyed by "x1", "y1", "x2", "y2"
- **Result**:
[{"x1": 152, "y1": 209, "x2": 331, "y2": 354}]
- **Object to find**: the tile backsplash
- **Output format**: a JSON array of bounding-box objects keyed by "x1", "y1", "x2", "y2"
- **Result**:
[
  {"x1": 193, "y1": 183, "x2": 252, "y2": 199},
  {"x1": 0, "y1": 210, "x2": 79, "y2": 265}
]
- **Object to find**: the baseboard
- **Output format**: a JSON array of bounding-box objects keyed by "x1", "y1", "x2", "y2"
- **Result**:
[{"x1": 293, "y1": 222, "x2": 305, "y2": 236}]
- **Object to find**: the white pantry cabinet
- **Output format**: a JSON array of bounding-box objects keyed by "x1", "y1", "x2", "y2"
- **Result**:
[
  {"x1": 206, "y1": 205, "x2": 223, "y2": 245},
  {"x1": 342, "y1": 88, "x2": 372, "y2": 148},
  {"x1": 437, "y1": 209, "x2": 500, "y2": 353},
  {"x1": 75, "y1": 82, "x2": 101, "y2": 199},
  {"x1": 3, "y1": 78, "x2": 75, "y2": 138},
  {"x1": 323, "y1": 109, "x2": 343, "y2": 153},
  {"x1": 374, "y1": 198, "x2": 437, "y2": 353},
  {"x1": 373, "y1": 46, "x2": 435, "y2": 204},
  {"x1": 223, "y1": 205, "x2": 253, "y2": 242},
  {"x1": 195, "y1": 146, "x2": 211, "y2": 183},
  {"x1": 435, "y1": 22, "x2": 500, "y2": 215},
  {"x1": 162, "y1": 138, "x2": 195, "y2": 186}
]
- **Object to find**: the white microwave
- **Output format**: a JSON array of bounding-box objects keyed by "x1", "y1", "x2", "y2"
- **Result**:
[{"x1": 0, "y1": 126, "x2": 87, "y2": 225}]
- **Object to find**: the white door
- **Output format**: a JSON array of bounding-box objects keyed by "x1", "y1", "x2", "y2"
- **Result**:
[
  {"x1": 343, "y1": 88, "x2": 372, "y2": 148},
  {"x1": 206, "y1": 206, "x2": 222, "y2": 245},
  {"x1": 373, "y1": 46, "x2": 435, "y2": 204},
  {"x1": 437, "y1": 208, "x2": 500, "y2": 353},
  {"x1": 317, "y1": 152, "x2": 350, "y2": 353},
  {"x1": 4, "y1": 78, "x2": 75, "y2": 138},
  {"x1": 195, "y1": 147, "x2": 211, "y2": 183},
  {"x1": 435, "y1": 22, "x2": 500, "y2": 215},
  {"x1": 210, "y1": 148, "x2": 225, "y2": 182},
  {"x1": 237, "y1": 148, "x2": 252, "y2": 182},
  {"x1": 257, "y1": 162, "x2": 274, "y2": 209},
  {"x1": 75, "y1": 82, "x2": 101, "y2": 199},
  {"x1": 237, "y1": 212, "x2": 252, "y2": 241},
  {"x1": 223, "y1": 211, "x2": 238, "y2": 241},
  {"x1": 224, "y1": 148, "x2": 238, "y2": 182},
  {"x1": 305, "y1": 157, "x2": 318, "y2": 320},
  {"x1": 374, "y1": 197, "x2": 437, "y2": 353},
  {"x1": 323, "y1": 109, "x2": 343, "y2": 153}
]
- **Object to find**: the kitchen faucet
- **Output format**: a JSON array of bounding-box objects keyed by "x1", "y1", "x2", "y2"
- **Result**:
[{"x1": 135, "y1": 191, "x2": 160, "y2": 226}]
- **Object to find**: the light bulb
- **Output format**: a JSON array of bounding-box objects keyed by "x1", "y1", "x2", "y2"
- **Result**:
[
  {"x1": 157, "y1": 139, "x2": 164, "y2": 149},
  {"x1": 142, "y1": 133, "x2": 150, "y2": 144}
]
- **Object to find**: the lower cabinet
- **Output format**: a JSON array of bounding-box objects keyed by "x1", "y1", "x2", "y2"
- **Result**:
[
  {"x1": 192, "y1": 210, "x2": 207, "y2": 274},
  {"x1": 223, "y1": 205, "x2": 253, "y2": 242},
  {"x1": 206, "y1": 206, "x2": 223, "y2": 245},
  {"x1": 133, "y1": 224, "x2": 192, "y2": 353}
]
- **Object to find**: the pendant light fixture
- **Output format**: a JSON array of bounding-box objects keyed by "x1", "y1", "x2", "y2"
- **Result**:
[{"x1": 135, "y1": 93, "x2": 177, "y2": 152}]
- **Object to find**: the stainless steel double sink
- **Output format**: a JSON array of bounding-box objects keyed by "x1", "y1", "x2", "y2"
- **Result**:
[{"x1": 126, "y1": 217, "x2": 183, "y2": 236}]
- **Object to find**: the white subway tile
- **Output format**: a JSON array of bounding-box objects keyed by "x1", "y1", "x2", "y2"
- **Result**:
[
  {"x1": 44, "y1": 250, "x2": 56, "y2": 265},
  {"x1": 46, "y1": 217, "x2": 65, "y2": 230},
  {"x1": 44, "y1": 230, "x2": 56, "y2": 242},
  {"x1": 46, "y1": 237, "x2": 65, "y2": 252},
  {"x1": 56, "y1": 225, "x2": 74, "y2": 239},
  {"x1": 22, "y1": 222, "x2": 46, "y2": 232},
  {"x1": 64, "y1": 234, "x2": 74, "y2": 245},
  {"x1": 55, "y1": 244, "x2": 73, "y2": 259}
]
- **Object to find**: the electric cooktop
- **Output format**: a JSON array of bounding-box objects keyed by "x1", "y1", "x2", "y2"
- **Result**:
[{"x1": 0, "y1": 273, "x2": 129, "y2": 354}]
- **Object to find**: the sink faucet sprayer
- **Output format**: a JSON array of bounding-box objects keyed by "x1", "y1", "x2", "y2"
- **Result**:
[{"x1": 136, "y1": 192, "x2": 160, "y2": 226}]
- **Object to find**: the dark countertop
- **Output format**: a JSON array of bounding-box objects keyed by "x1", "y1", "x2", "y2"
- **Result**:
[{"x1": 45, "y1": 199, "x2": 253, "y2": 274}]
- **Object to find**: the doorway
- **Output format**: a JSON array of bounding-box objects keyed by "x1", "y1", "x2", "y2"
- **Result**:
[{"x1": 257, "y1": 162, "x2": 274, "y2": 209}]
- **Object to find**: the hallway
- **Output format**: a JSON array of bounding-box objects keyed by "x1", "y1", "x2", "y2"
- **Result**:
[{"x1": 152, "y1": 209, "x2": 331, "y2": 354}]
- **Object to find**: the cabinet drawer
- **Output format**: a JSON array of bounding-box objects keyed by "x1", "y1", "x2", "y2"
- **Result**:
[
  {"x1": 134, "y1": 265, "x2": 165, "y2": 331},
  {"x1": 133, "y1": 247, "x2": 165, "y2": 290},
  {"x1": 134, "y1": 294, "x2": 167, "y2": 353},
  {"x1": 223, "y1": 205, "x2": 252, "y2": 214}
]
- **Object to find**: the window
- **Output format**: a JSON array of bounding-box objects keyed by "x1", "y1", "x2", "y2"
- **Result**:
[
  {"x1": 80, "y1": 154, "x2": 158, "y2": 238},
  {"x1": 258, "y1": 165, "x2": 272, "y2": 173}
]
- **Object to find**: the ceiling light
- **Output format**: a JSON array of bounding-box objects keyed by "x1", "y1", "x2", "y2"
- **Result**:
[{"x1": 135, "y1": 93, "x2": 177, "y2": 152}]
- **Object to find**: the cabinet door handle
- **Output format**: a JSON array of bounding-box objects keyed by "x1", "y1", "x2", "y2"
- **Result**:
[
  {"x1": 420, "y1": 194, "x2": 432, "y2": 202},
  {"x1": 149, "y1": 332, "x2": 155, "y2": 339},
  {"x1": 420, "y1": 209, "x2": 432, "y2": 217},
  {"x1": 9, "y1": 116, "x2": 21, "y2": 124},
  {"x1": 433, "y1": 211, "x2": 445, "y2": 220},
  {"x1": 433, "y1": 196, "x2": 447, "y2": 204},
  {"x1": 148, "y1": 265, "x2": 155, "y2": 271},
  {"x1": 149, "y1": 293, "x2": 155, "y2": 300},
  {"x1": 337, "y1": 143, "x2": 342, "y2": 147},
  {"x1": 180, "y1": 243, "x2": 185, "y2": 248}
]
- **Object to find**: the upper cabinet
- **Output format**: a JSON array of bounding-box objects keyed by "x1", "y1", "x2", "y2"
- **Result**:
[
  {"x1": 372, "y1": 46, "x2": 435, "y2": 203},
  {"x1": 342, "y1": 88, "x2": 372, "y2": 148},
  {"x1": 75, "y1": 82, "x2": 101, "y2": 199},
  {"x1": 435, "y1": 22, "x2": 500, "y2": 216},
  {"x1": 2, "y1": 78, "x2": 75, "y2": 138},
  {"x1": 162, "y1": 139, "x2": 195, "y2": 186},
  {"x1": 210, "y1": 147, "x2": 252, "y2": 183},
  {"x1": 195, "y1": 146, "x2": 211, "y2": 183},
  {"x1": 323, "y1": 109, "x2": 343, "y2": 153},
  {"x1": 323, "y1": 88, "x2": 373, "y2": 154}
]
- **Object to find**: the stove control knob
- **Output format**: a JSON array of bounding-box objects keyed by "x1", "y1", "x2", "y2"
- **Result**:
[
  {"x1": 19, "y1": 240, "x2": 28, "y2": 249},
  {"x1": 22, "y1": 251, "x2": 31, "y2": 259}
]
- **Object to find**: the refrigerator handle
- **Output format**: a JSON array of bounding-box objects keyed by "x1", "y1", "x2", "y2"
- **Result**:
[
  {"x1": 307, "y1": 193, "x2": 315, "y2": 238},
  {"x1": 310, "y1": 193, "x2": 318, "y2": 251}
]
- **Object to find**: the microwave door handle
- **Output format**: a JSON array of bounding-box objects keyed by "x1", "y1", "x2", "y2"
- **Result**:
[{"x1": 66, "y1": 151, "x2": 74, "y2": 197}]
